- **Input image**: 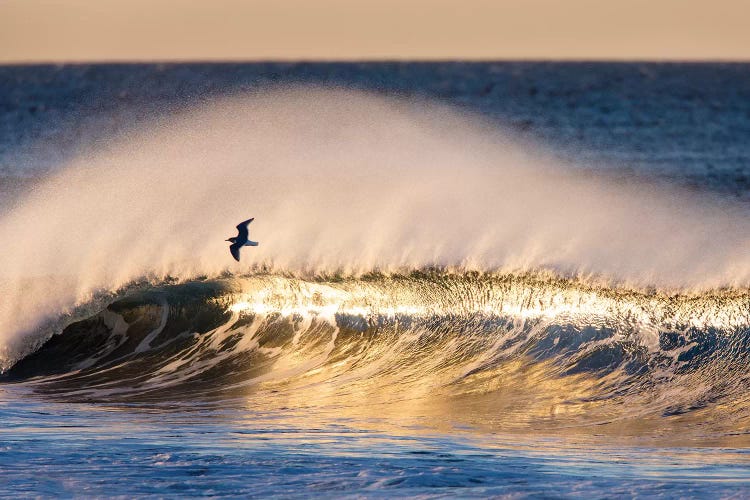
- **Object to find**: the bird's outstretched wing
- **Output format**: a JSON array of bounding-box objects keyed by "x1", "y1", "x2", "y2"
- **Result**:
[
  {"x1": 229, "y1": 242, "x2": 242, "y2": 262},
  {"x1": 236, "y1": 218, "x2": 254, "y2": 241}
]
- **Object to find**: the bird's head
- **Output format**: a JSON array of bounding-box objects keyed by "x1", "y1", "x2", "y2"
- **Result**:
[{"x1": 226, "y1": 237, "x2": 236, "y2": 243}]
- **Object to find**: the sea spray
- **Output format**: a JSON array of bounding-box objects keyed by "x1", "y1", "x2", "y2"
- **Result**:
[{"x1": 1, "y1": 87, "x2": 750, "y2": 367}]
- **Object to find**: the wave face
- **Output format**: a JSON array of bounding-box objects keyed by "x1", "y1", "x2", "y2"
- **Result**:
[
  {"x1": 6, "y1": 273, "x2": 750, "y2": 440},
  {"x1": 2, "y1": 87, "x2": 750, "y2": 368}
]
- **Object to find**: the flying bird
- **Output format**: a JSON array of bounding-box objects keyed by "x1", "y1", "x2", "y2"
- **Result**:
[{"x1": 226, "y1": 218, "x2": 258, "y2": 261}]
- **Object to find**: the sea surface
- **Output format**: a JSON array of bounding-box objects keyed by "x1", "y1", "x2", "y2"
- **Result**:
[{"x1": 1, "y1": 63, "x2": 750, "y2": 498}]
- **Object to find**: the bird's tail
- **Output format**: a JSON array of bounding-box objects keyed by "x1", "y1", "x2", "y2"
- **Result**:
[{"x1": 245, "y1": 240, "x2": 259, "y2": 246}]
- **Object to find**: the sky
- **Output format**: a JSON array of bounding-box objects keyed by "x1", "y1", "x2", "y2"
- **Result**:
[{"x1": 1, "y1": 0, "x2": 749, "y2": 62}]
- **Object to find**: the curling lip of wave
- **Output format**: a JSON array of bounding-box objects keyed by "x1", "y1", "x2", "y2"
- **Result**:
[
  {"x1": 5, "y1": 273, "x2": 750, "y2": 439},
  {"x1": 2, "y1": 87, "x2": 750, "y2": 368}
]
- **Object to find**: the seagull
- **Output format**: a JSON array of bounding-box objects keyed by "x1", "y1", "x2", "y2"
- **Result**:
[{"x1": 226, "y1": 218, "x2": 258, "y2": 261}]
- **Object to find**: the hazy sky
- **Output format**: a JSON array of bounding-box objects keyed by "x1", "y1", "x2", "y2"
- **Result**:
[{"x1": 2, "y1": 0, "x2": 749, "y2": 62}]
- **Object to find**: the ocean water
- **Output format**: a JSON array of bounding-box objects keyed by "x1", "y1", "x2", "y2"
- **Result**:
[{"x1": 1, "y1": 63, "x2": 750, "y2": 497}]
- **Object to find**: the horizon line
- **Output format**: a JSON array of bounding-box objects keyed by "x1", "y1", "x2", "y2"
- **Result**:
[{"x1": 3, "y1": 57, "x2": 750, "y2": 67}]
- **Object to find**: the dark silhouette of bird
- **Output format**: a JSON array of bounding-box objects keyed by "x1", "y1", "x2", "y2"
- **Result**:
[{"x1": 226, "y1": 218, "x2": 258, "y2": 261}]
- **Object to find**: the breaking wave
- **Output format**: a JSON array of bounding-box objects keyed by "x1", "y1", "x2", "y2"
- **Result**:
[
  {"x1": 4, "y1": 272, "x2": 750, "y2": 439},
  {"x1": 2, "y1": 88, "x2": 750, "y2": 441}
]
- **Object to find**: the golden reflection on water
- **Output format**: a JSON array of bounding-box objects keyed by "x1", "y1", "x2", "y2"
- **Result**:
[
  {"x1": 223, "y1": 340, "x2": 750, "y2": 450},
  {"x1": 216, "y1": 275, "x2": 750, "y2": 447},
  {"x1": 11, "y1": 273, "x2": 750, "y2": 451}
]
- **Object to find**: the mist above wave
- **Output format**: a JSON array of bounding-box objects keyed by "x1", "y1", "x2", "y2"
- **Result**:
[{"x1": 1, "y1": 87, "x2": 749, "y2": 365}]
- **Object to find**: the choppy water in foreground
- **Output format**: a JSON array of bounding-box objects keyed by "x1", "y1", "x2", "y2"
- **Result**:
[
  {"x1": 3, "y1": 391, "x2": 750, "y2": 497},
  {"x1": 2, "y1": 63, "x2": 750, "y2": 497}
]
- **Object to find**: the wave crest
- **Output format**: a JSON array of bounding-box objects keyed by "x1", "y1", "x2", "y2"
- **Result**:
[
  {"x1": 5, "y1": 273, "x2": 750, "y2": 436},
  {"x1": 2, "y1": 88, "x2": 750, "y2": 368}
]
